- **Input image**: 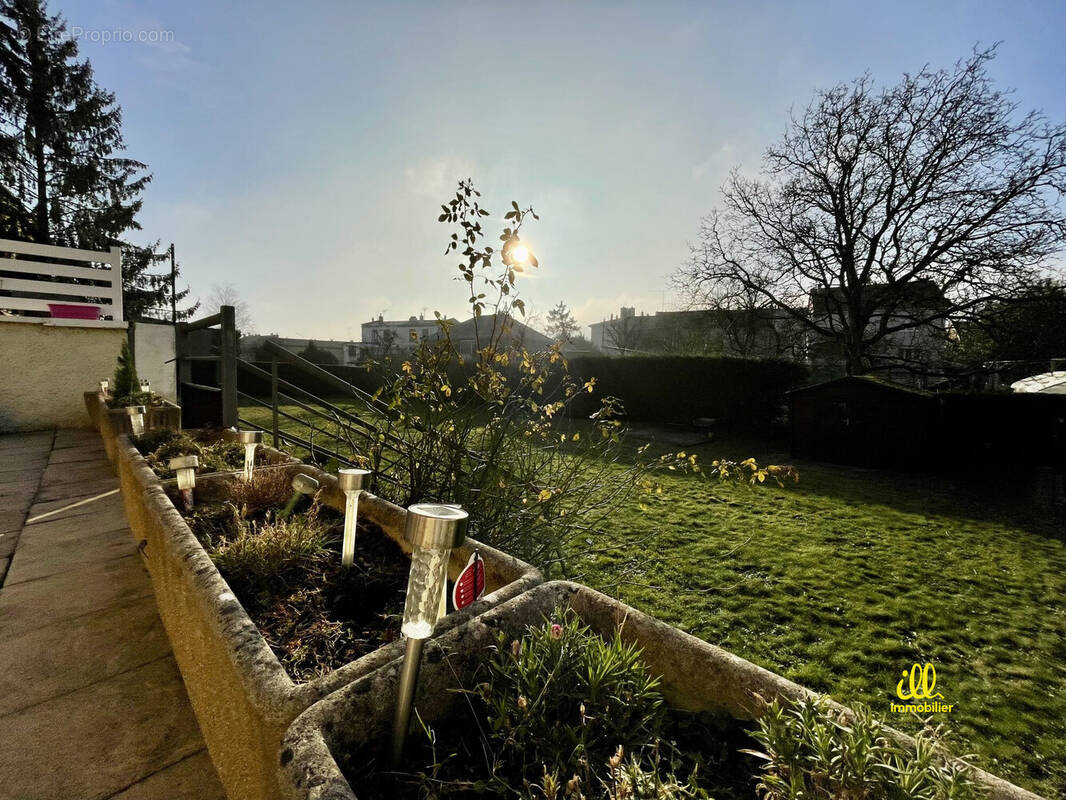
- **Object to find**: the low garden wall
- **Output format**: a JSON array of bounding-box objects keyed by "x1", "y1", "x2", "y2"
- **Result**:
[
  {"x1": 278, "y1": 582, "x2": 1043, "y2": 800},
  {"x1": 0, "y1": 318, "x2": 126, "y2": 432},
  {"x1": 86, "y1": 390, "x2": 181, "y2": 465}
]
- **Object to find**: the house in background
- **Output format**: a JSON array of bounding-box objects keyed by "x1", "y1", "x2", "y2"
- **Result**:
[
  {"x1": 588, "y1": 306, "x2": 803, "y2": 359},
  {"x1": 241, "y1": 334, "x2": 358, "y2": 364},
  {"x1": 446, "y1": 313, "x2": 553, "y2": 357},
  {"x1": 360, "y1": 313, "x2": 458, "y2": 358},
  {"x1": 807, "y1": 281, "x2": 952, "y2": 386}
]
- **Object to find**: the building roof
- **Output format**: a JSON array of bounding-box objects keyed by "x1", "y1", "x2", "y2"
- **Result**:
[
  {"x1": 1011, "y1": 372, "x2": 1066, "y2": 394},
  {"x1": 448, "y1": 313, "x2": 552, "y2": 350}
]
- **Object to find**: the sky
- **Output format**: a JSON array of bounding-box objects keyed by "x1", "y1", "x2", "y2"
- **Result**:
[{"x1": 56, "y1": 0, "x2": 1066, "y2": 340}]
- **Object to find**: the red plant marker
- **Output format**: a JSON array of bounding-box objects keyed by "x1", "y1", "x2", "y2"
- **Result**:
[{"x1": 451, "y1": 550, "x2": 486, "y2": 610}]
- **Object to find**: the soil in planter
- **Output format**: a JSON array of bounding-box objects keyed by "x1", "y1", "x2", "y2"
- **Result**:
[
  {"x1": 166, "y1": 478, "x2": 411, "y2": 682},
  {"x1": 135, "y1": 428, "x2": 267, "y2": 479}
]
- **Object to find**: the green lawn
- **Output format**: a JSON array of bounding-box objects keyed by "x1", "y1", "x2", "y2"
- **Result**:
[{"x1": 241, "y1": 402, "x2": 1066, "y2": 797}]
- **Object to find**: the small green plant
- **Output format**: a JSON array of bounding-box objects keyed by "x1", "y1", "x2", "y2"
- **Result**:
[
  {"x1": 112, "y1": 339, "x2": 139, "y2": 399},
  {"x1": 405, "y1": 613, "x2": 687, "y2": 798},
  {"x1": 226, "y1": 469, "x2": 294, "y2": 515},
  {"x1": 209, "y1": 505, "x2": 328, "y2": 599},
  {"x1": 745, "y1": 696, "x2": 984, "y2": 800},
  {"x1": 530, "y1": 745, "x2": 709, "y2": 800},
  {"x1": 479, "y1": 611, "x2": 665, "y2": 784},
  {"x1": 137, "y1": 431, "x2": 249, "y2": 478}
]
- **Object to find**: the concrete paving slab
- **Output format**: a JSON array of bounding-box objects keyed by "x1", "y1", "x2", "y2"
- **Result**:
[
  {"x1": 21, "y1": 513, "x2": 126, "y2": 541},
  {"x1": 0, "y1": 509, "x2": 25, "y2": 534},
  {"x1": 0, "y1": 530, "x2": 18, "y2": 558},
  {"x1": 106, "y1": 750, "x2": 226, "y2": 800},
  {"x1": 24, "y1": 490, "x2": 125, "y2": 527},
  {"x1": 6, "y1": 525, "x2": 134, "y2": 585},
  {"x1": 47, "y1": 444, "x2": 110, "y2": 465},
  {"x1": 0, "y1": 442, "x2": 50, "y2": 455},
  {"x1": 0, "y1": 428, "x2": 222, "y2": 798},
  {"x1": 52, "y1": 429, "x2": 101, "y2": 449},
  {"x1": 0, "y1": 462, "x2": 48, "y2": 480},
  {"x1": 0, "y1": 656, "x2": 207, "y2": 800},
  {"x1": 0, "y1": 456, "x2": 49, "y2": 475},
  {"x1": 0, "y1": 482, "x2": 40, "y2": 506},
  {"x1": 0, "y1": 596, "x2": 172, "y2": 716},
  {"x1": 0, "y1": 554, "x2": 153, "y2": 639},
  {"x1": 0, "y1": 431, "x2": 54, "y2": 450},
  {"x1": 0, "y1": 473, "x2": 42, "y2": 489},
  {"x1": 41, "y1": 460, "x2": 115, "y2": 486},
  {"x1": 35, "y1": 475, "x2": 120, "y2": 503}
]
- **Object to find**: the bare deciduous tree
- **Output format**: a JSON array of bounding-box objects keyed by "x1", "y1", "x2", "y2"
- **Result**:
[
  {"x1": 207, "y1": 282, "x2": 254, "y2": 333},
  {"x1": 677, "y1": 47, "x2": 1066, "y2": 375},
  {"x1": 604, "y1": 313, "x2": 645, "y2": 355}
]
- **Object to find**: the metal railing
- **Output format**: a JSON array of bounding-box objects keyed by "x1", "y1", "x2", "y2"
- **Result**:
[{"x1": 177, "y1": 307, "x2": 484, "y2": 498}]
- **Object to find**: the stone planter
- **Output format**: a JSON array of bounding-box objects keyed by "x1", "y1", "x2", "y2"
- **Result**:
[
  {"x1": 112, "y1": 429, "x2": 297, "y2": 548},
  {"x1": 84, "y1": 390, "x2": 102, "y2": 428},
  {"x1": 278, "y1": 581, "x2": 1043, "y2": 800},
  {"x1": 112, "y1": 440, "x2": 542, "y2": 800},
  {"x1": 88, "y1": 391, "x2": 182, "y2": 464}
]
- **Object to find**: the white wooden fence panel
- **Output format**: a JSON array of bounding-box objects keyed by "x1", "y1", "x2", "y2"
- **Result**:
[
  {"x1": 0, "y1": 238, "x2": 118, "y2": 264},
  {"x1": 0, "y1": 238, "x2": 122, "y2": 323},
  {"x1": 0, "y1": 258, "x2": 117, "y2": 282},
  {"x1": 0, "y1": 275, "x2": 118, "y2": 300}
]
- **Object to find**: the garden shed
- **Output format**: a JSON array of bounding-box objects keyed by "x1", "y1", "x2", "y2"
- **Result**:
[{"x1": 788, "y1": 376, "x2": 937, "y2": 469}]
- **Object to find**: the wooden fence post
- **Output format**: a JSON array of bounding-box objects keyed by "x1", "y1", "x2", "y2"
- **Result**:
[
  {"x1": 271, "y1": 357, "x2": 280, "y2": 447},
  {"x1": 220, "y1": 305, "x2": 238, "y2": 428}
]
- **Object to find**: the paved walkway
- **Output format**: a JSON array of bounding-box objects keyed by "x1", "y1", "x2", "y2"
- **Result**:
[{"x1": 0, "y1": 429, "x2": 226, "y2": 800}]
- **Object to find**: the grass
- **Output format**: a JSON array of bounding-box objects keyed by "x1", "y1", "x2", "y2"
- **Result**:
[{"x1": 242, "y1": 401, "x2": 1066, "y2": 797}]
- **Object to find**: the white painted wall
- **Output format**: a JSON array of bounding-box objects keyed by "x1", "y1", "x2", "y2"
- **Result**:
[{"x1": 132, "y1": 322, "x2": 177, "y2": 402}]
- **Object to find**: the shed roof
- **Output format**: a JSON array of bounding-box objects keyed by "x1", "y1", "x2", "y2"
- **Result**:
[{"x1": 1010, "y1": 372, "x2": 1066, "y2": 394}]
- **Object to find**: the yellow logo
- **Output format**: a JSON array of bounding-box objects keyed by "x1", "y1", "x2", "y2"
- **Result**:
[
  {"x1": 891, "y1": 663, "x2": 954, "y2": 713},
  {"x1": 896, "y1": 663, "x2": 943, "y2": 700}
]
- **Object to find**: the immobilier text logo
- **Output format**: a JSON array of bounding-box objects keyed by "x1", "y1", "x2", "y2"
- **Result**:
[{"x1": 891, "y1": 663, "x2": 955, "y2": 713}]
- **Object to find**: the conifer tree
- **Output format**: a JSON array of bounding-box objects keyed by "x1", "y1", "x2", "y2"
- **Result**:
[
  {"x1": 111, "y1": 339, "x2": 139, "y2": 400},
  {"x1": 545, "y1": 301, "x2": 579, "y2": 343},
  {"x1": 0, "y1": 0, "x2": 149, "y2": 248},
  {"x1": 122, "y1": 241, "x2": 199, "y2": 322}
]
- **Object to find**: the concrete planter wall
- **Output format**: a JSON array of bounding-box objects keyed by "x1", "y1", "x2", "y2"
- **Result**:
[
  {"x1": 112, "y1": 439, "x2": 542, "y2": 800},
  {"x1": 278, "y1": 581, "x2": 1043, "y2": 800},
  {"x1": 86, "y1": 391, "x2": 182, "y2": 464},
  {"x1": 84, "y1": 390, "x2": 101, "y2": 428}
]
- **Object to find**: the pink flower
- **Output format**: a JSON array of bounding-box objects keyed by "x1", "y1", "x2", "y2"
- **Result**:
[{"x1": 550, "y1": 623, "x2": 563, "y2": 639}]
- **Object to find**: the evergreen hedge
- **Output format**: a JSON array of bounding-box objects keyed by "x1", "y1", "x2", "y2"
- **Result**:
[
  {"x1": 241, "y1": 356, "x2": 808, "y2": 430},
  {"x1": 565, "y1": 356, "x2": 809, "y2": 428}
]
